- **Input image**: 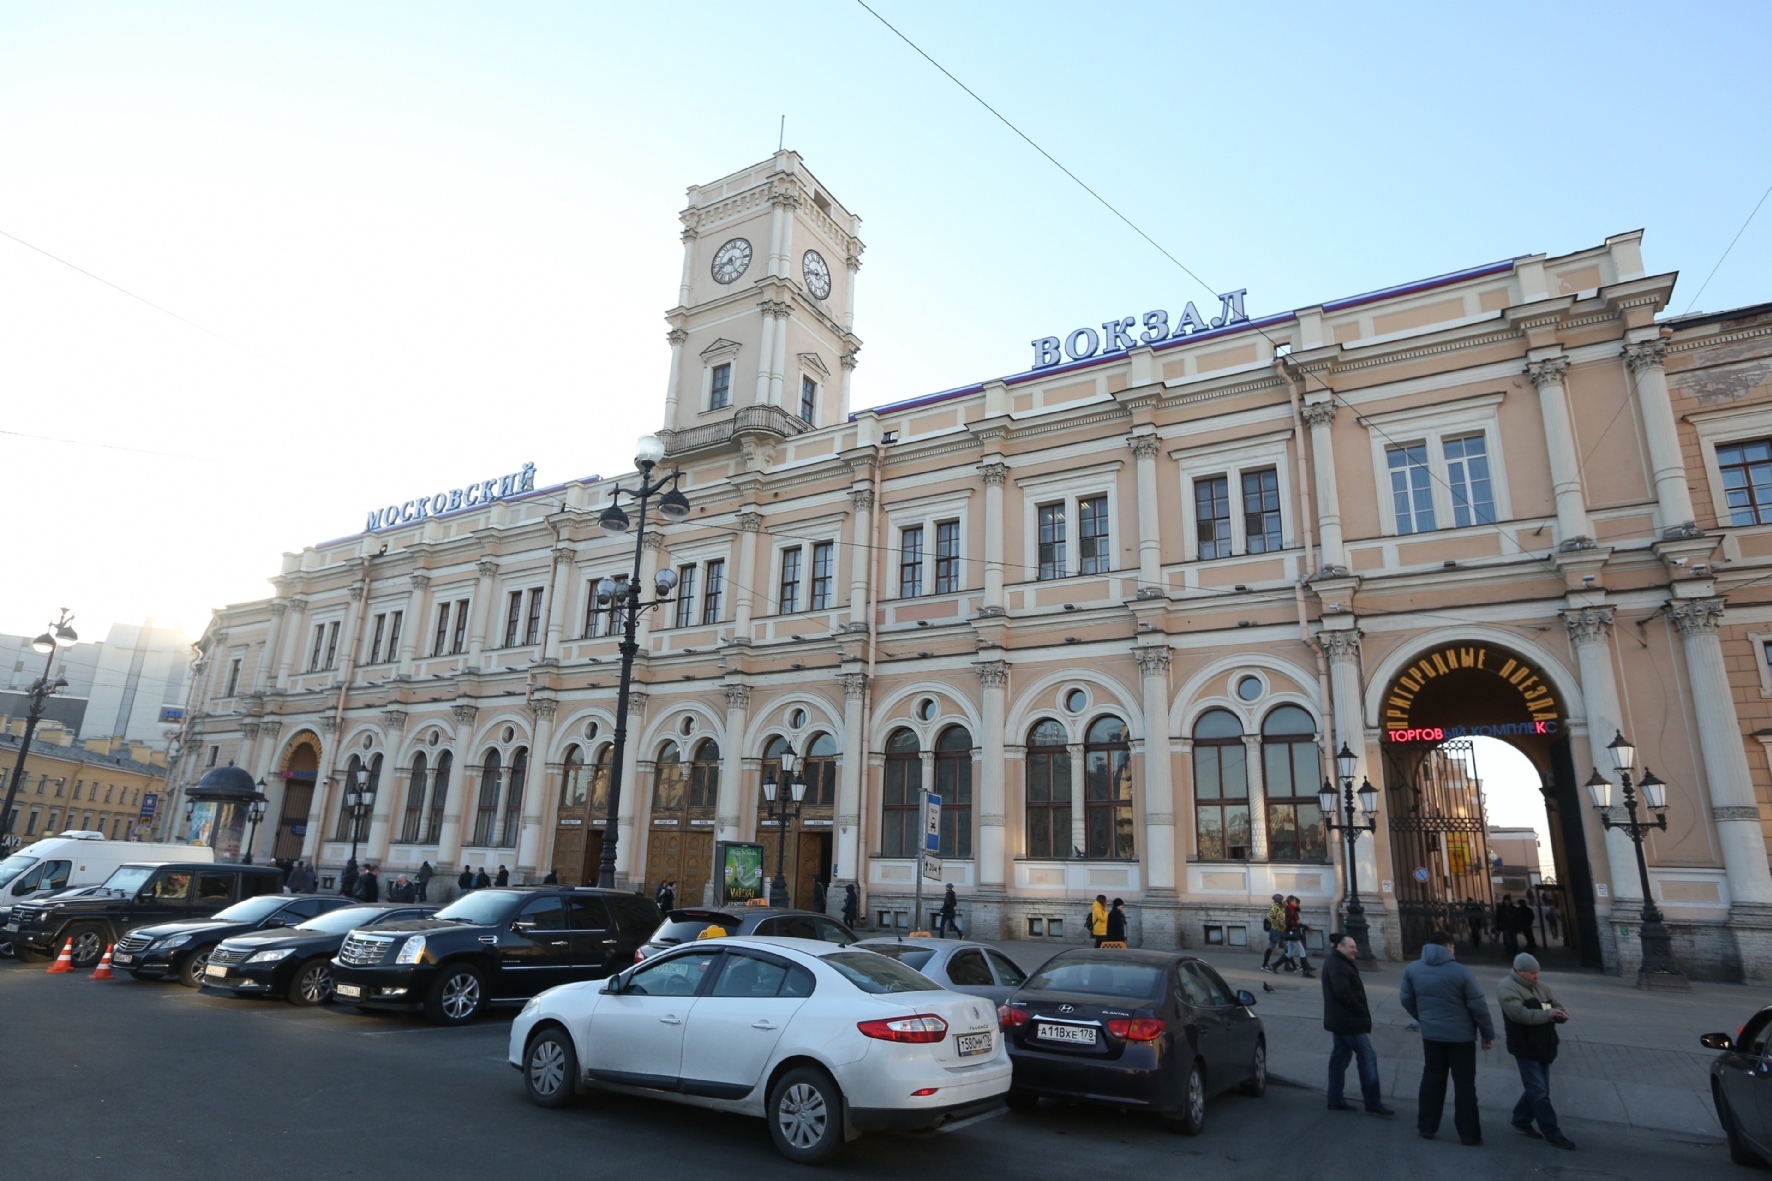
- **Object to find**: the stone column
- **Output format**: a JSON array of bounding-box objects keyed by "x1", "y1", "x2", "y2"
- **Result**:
[
  {"x1": 1668, "y1": 598, "x2": 1772, "y2": 909},
  {"x1": 1244, "y1": 735, "x2": 1270, "y2": 862},
  {"x1": 1303, "y1": 401, "x2": 1347, "y2": 572},
  {"x1": 980, "y1": 461, "x2": 1008, "y2": 613},
  {"x1": 733, "y1": 511, "x2": 762, "y2": 640},
  {"x1": 1527, "y1": 357, "x2": 1596, "y2": 551},
  {"x1": 364, "y1": 708, "x2": 407, "y2": 863},
  {"x1": 516, "y1": 699, "x2": 556, "y2": 876},
  {"x1": 466, "y1": 559, "x2": 499, "y2": 669},
  {"x1": 634, "y1": 532, "x2": 664, "y2": 648},
  {"x1": 257, "y1": 602, "x2": 287, "y2": 692},
  {"x1": 1068, "y1": 742, "x2": 1087, "y2": 858},
  {"x1": 1624, "y1": 339, "x2": 1701, "y2": 538},
  {"x1": 335, "y1": 585, "x2": 366, "y2": 685},
  {"x1": 274, "y1": 597, "x2": 307, "y2": 690},
  {"x1": 436, "y1": 704, "x2": 476, "y2": 871},
  {"x1": 847, "y1": 481, "x2": 875, "y2": 629},
  {"x1": 767, "y1": 304, "x2": 792, "y2": 409},
  {"x1": 752, "y1": 299, "x2": 778, "y2": 406},
  {"x1": 836, "y1": 672, "x2": 867, "y2": 894},
  {"x1": 718, "y1": 684, "x2": 751, "y2": 842},
  {"x1": 542, "y1": 548, "x2": 573, "y2": 661},
  {"x1": 838, "y1": 350, "x2": 858, "y2": 419},
  {"x1": 1136, "y1": 645, "x2": 1178, "y2": 947},
  {"x1": 1128, "y1": 434, "x2": 1164, "y2": 597},
  {"x1": 249, "y1": 720, "x2": 283, "y2": 859},
  {"x1": 973, "y1": 660, "x2": 1008, "y2": 940},
  {"x1": 663, "y1": 326, "x2": 688, "y2": 426},
  {"x1": 1561, "y1": 607, "x2": 1647, "y2": 913},
  {"x1": 1320, "y1": 628, "x2": 1386, "y2": 955},
  {"x1": 299, "y1": 715, "x2": 337, "y2": 862},
  {"x1": 613, "y1": 691, "x2": 648, "y2": 889},
  {"x1": 399, "y1": 574, "x2": 429, "y2": 677}
]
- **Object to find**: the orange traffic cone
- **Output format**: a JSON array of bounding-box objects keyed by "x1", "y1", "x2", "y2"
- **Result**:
[
  {"x1": 46, "y1": 939, "x2": 75, "y2": 973},
  {"x1": 90, "y1": 944, "x2": 115, "y2": 980}
]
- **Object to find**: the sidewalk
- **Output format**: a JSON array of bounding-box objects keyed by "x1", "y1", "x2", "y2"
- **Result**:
[{"x1": 979, "y1": 938, "x2": 1745, "y2": 1138}]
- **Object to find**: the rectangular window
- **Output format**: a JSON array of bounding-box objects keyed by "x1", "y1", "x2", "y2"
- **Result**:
[
  {"x1": 504, "y1": 590, "x2": 523, "y2": 647},
  {"x1": 25, "y1": 809, "x2": 39, "y2": 836},
  {"x1": 899, "y1": 526, "x2": 924, "y2": 598},
  {"x1": 880, "y1": 755, "x2": 921, "y2": 858},
  {"x1": 385, "y1": 611, "x2": 402, "y2": 662},
  {"x1": 1241, "y1": 468, "x2": 1282, "y2": 553},
  {"x1": 1387, "y1": 443, "x2": 1436, "y2": 534},
  {"x1": 1025, "y1": 743, "x2": 1071, "y2": 859},
  {"x1": 1078, "y1": 495, "x2": 1109, "y2": 574},
  {"x1": 368, "y1": 614, "x2": 386, "y2": 664},
  {"x1": 674, "y1": 565, "x2": 697, "y2": 628},
  {"x1": 452, "y1": 599, "x2": 469, "y2": 653},
  {"x1": 778, "y1": 547, "x2": 802, "y2": 615},
  {"x1": 524, "y1": 587, "x2": 544, "y2": 645},
  {"x1": 1196, "y1": 476, "x2": 1231, "y2": 559},
  {"x1": 1263, "y1": 736, "x2": 1327, "y2": 862},
  {"x1": 809, "y1": 542, "x2": 833, "y2": 611},
  {"x1": 207, "y1": 745, "x2": 220, "y2": 768},
  {"x1": 933, "y1": 520, "x2": 960, "y2": 594},
  {"x1": 1443, "y1": 433, "x2": 1495, "y2": 527},
  {"x1": 799, "y1": 375, "x2": 817, "y2": 425},
  {"x1": 584, "y1": 580, "x2": 602, "y2": 638},
  {"x1": 701, "y1": 560, "x2": 725, "y2": 625},
  {"x1": 1192, "y1": 740, "x2": 1250, "y2": 860},
  {"x1": 1037, "y1": 503, "x2": 1066, "y2": 580},
  {"x1": 433, "y1": 602, "x2": 451, "y2": 657},
  {"x1": 224, "y1": 659, "x2": 241, "y2": 697},
  {"x1": 323, "y1": 621, "x2": 339, "y2": 669},
  {"x1": 1719, "y1": 439, "x2": 1772, "y2": 526},
  {"x1": 709, "y1": 363, "x2": 732, "y2": 410},
  {"x1": 309, "y1": 625, "x2": 325, "y2": 672}
]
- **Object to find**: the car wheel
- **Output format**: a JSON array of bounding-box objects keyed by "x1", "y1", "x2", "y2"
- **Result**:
[
  {"x1": 1163, "y1": 1060, "x2": 1207, "y2": 1136},
  {"x1": 767, "y1": 1065, "x2": 845, "y2": 1164},
  {"x1": 1240, "y1": 1039, "x2": 1267, "y2": 1097},
  {"x1": 424, "y1": 964, "x2": 485, "y2": 1025},
  {"x1": 178, "y1": 945, "x2": 217, "y2": 988},
  {"x1": 1005, "y1": 1089, "x2": 1040, "y2": 1113},
  {"x1": 68, "y1": 925, "x2": 108, "y2": 969},
  {"x1": 524, "y1": 1027, "x2": 581, "y2": 1108},
  {"x1": 1717, "y1": 1083, "x2": 1765, "y2": 1167},
  {"x1": 287, "y1": 958, "x2": 334, "y2": 1006}
]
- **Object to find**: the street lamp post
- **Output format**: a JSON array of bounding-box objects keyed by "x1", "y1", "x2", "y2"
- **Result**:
[
  {"x1": 0, "y1": 610, "x2": 77, "y2": 853},
  {"x1": 345, "y1": 767, "x2": 375, "y2": 869},
  {"x1": 243, "y1": 781, "x2": 269, "y2": 865},
  {"x1": 589, "y1": 434, "x2": 692, "y2": 890},
  {"x1": 761, "y1": 744, "x2": 808, "y2": 907},
  {"x1": 1319, "y1": 741, "x2": 1380, "y2": 963},
  {"x1": 1586, "y1": 731, "x2": 1689, "y2": 990}
]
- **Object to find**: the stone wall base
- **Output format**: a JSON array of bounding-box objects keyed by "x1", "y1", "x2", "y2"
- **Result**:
[{"x1": 1596, "y1": 905, "x2": 1772, "y2": 983}]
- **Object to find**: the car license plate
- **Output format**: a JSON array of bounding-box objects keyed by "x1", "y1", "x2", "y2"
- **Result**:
[
  {"x1": 335, "y1": 983, "x2": 362, "y2": 998},
  {"x1": 1037, "y1": 1022, "x2": 1097, "y2": 1046},
  {"x1": 956, "y1": 1032, "x2": 993, "y2": 1057},
  {"x1": 204, "y1": 963, "x2": 229, "y2": 979},
  {"x1": 2, "y1": 923, "x2": 16, "y2": 933},
  {"x1": 113, "y1": 953, "x2": 133, "y2": 965}
]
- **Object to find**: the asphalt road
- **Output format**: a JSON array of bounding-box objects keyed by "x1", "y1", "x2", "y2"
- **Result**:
[{"x1": 0, "y1": 958, "x2": 1728, "y2": 1181}]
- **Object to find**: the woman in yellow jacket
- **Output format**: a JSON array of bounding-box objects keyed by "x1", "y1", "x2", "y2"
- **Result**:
[{"x1": 1089, "y1": 895, "x2": 1110, "y2": 947}]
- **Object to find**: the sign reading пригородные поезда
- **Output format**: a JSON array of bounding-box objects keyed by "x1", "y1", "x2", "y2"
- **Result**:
[
  {"x1": 1029, "y1": 290, "x2": 1249, "y2": 370},
  {"x1": 364, "y1": 462, "x2": 536, "y2": 532}
]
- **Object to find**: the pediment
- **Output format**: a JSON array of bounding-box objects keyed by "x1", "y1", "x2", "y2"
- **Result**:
[
  {"x1": 797, "y1": 351, "x2": 830, "y2": 378},
  {"x1": 700, "y1": 337, "x2": 742, "y2": 359}
]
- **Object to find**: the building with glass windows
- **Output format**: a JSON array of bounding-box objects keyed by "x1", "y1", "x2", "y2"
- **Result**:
[{"x1": 165, "y1": 152, "x2": 1772, "y2": 980}]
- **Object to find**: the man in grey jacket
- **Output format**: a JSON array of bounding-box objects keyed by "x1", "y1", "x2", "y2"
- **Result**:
[{"x1": 1400, "y1": 929, "x2": 1496, "y2": 1146}]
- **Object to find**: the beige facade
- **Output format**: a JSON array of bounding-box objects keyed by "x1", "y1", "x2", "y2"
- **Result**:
[
  {"x1": 169, "y1": 153, "x2": 1772, "y2": 980},
  {"x1": 2, "y1": 731, "x2": 162, "y2": 845}
]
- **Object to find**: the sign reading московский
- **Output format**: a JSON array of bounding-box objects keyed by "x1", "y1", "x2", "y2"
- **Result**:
[
  {"x1": 364, "y1": 462, "x2": 537, "y2": 532},
  {"x1": 1029, "y1": 290, "x2": 1250, "y2": 370}
]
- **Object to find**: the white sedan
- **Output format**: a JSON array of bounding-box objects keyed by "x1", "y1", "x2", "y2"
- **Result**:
[{"x1": 508, "y1": 935, "x2": 1011, "y2": 1163}]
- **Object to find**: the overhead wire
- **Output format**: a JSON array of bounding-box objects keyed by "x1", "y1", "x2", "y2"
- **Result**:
[{"x1": 1681, "y1": 177, "x2": 1772, "y2": 315}]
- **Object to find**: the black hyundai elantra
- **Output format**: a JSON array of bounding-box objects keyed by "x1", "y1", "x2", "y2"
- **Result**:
[
  {"x1": 999, "y1": 948, "x2": 1265, "y2": 1135},
  {"x1": 203, "y1": 903, "x2": 436, "y2": 1005}
]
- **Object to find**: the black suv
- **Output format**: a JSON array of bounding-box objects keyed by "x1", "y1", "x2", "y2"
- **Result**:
[
  {"x1": 635, "y1": 906, "x2": 858, "y2": 961},
  {"x1": 117, "y1": 893, "x2": 354, "y2": 986},
  {"x1": 331, "y1": 887, "x2": 660, "y2": 1024},
  {"x1": 7, "y1": 861, "x2": 285, "y2": 969}
]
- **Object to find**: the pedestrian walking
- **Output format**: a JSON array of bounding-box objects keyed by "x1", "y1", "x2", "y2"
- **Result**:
[
  {"x1": 390, "y1": 874, "x2": 417, "y2": 903},
  {"x1": 354, "y1": 864, "x2": 380, "y2": 902},
  {"x1": 416, "y1": 861, "x2": 433, "y2": 902},
  {"x1": 1497, "y1": 894, "x2": 1518, "y2": 957},
  {"x1": 1088, "y1": 895, "x2": 1109, "y2": 947},
  {"x1": 936, "y1": 884, "x2": 962, "y2": 939},
  {"x1": 1283, "y1": 895, "x2": 1314, "y2": 977},
  {"x1": 299, "y1": 862, "x2": 317, "y2": 894},
  {"x1": 1499, "y1": 953, "x2": 1575, "y2": 1150},
  {"x1": 1544, "y1": 898, "x2": 1562, "y2": 942},
  {"x1": 1464, "y1": 897, "x2": 1485, "y2": 950},
  {"x1": 1322, "y1": 931, "x2": 1394, "y2": 1116},
  {"x1": 473, "y1": 866, "x2": 491, "y2": 890},
  {"x1": 495, "y1": 865, "x2": 510, "y2": 887},
  {"x1": 656, "y1": 879, "x2": 676, "y2": 913},
  {"x1": 1400, "y1": 930, "x2": 1496, "y2": 1146},
  {"x1": 339, "y1": 858, "x2": 360, "y2": 899},
  {"x1": 1514, "y1": 897, "x2": 1538, "y2": 952},
  {"x1": 842, "y1": 882, "x2": 859, "y2": 928},
  {"x1": 1261, "y1": 893, "x2": 1287, "y2": 972},
  {"x1": 458, "y1": 866, "x2": 475, "y2": 892},
  {"x1": 813, "y1": 876, "x2": 828, "y2": 914},
  {"x1": 283, "y1": 859, "x2": 302, "y2": 893},
  {"x1": 1105, "y1": 898, "x2": 1127, "y2": 944},
  {"x1": 542, "y1": 869, "x2": 559, "y2": 884}
]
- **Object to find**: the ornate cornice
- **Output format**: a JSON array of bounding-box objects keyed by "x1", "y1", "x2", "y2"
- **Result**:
[
  {"x1": 1301, "y1": 400, "x2": 1337, "y2": 427},
  {"x1": 1562, "y1": 606, "x2": 1614, "y2": 646},
  {"x1": 1133, "y1": 646, "x2": 1172, "y2": 677},
  {"x1": 723, "y1": 684, "x2": 752, "y2": 709},
  {"x1": 1623, "y1": 339, "x2": 1668, "y2": 374},
  {"x1": 1668, "y1": 596, "x2": 1724, "y2": 637},
  {"x1": 1526, "y1": 357, "x2": 1569, "y2": 389},
  {"x1": 973, "y1": 660, "x2": 1009, "y2": 689}
]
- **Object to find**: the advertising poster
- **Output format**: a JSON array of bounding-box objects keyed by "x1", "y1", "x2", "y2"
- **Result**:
[{"x1": 717, "y1": 841, "x2": 765, "y2": 905}]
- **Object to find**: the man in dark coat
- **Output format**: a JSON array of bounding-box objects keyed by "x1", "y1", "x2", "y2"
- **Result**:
[
  {"x1": 495, "y1": 865, "x2": 510, "y2": 887},
  {"x1": 1401, "y1": 930, "x2": 1496, "y2": 1145},
  {"x1": 298, "y1": 863, "x2": 317, "y2": 894},
  {"x1": 339, "y1": 859, "x2": 359, "y2": 899},
  {"x1": 936, "y1": 884, "x2": 961, "y2": 938},
  {"x1": 353, "y1": 865, "x2": 380, "y2": 902},
  {"x1": 1105, "y1": 898, "x2": 1127, "y2": 944},
  {"x1": 541, "y1": 869, "x2": 559, "y2": 884},
  {"x1": 813, "y1": 876, "x2": 828, "y2": 914},
  {"x1": 656, "y1": 879, "x2": 676, "y2": 912},
  {"x1": 457, "y1": 866, "x2": 474, "y2": 892},
  {"x1": 389, "y1": 875, "x2": 417, "y2": 903},
  {"x1": 842, "y1": 883, "x2": 859, "y2": 928},
  {"x1": 416, "y1": 861, "x2": 434, "y2": 902},
  {"x1": 1322, "y1": 932, "x2": 1392, "y2": 1115},
  {"x1": 473, "y1": 866, "x2": 491, "y2": 889}
]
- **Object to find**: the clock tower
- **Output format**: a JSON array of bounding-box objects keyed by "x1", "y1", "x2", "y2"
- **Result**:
[{"x1": 661, "y1": 152, "x2": 863, "y2": 440}]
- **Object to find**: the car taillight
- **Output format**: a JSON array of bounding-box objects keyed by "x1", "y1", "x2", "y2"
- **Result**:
[
  {"x1": 1106, "y1": 1017, "x2": 1166, "y2": 1042},
  {"x1": 998, "y1": 1005, "x2": 1030, "y2": 1030},
  {"x1": 857, "y1": 1015, "x2": 949, "y2": 1043},
  {"x1": 635, "y1": 949, "x2": 646, "y2": 963}
]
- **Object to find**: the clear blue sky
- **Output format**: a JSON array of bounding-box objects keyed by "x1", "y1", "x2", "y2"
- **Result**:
[{"x1": 2, "y1": 1, "x2": 1768, "y2": 638}]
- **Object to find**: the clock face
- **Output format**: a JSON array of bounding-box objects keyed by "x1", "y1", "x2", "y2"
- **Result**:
[
  {"x1": 711, "y1": 238, "x2": 752, "y2": 285},
  {"x1": 801, "y1": 249, "x2": 832, "y2": 299}
]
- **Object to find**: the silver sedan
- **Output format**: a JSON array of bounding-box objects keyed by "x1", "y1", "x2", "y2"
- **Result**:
[{"x1": 855, "y1": 937, "x2": 1030, "y2": 1004}]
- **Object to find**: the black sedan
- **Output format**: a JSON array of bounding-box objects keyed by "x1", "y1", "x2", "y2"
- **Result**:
[
  {"x1": 1705, "y1": 1004, "x2": 1772, "y2": 1166},
  {"x1": 112, "y1": 894, "x2": 352, "y2": 986},
  {"x1": 999, "y1": 948, "x2": 1264, "y2": 1135},
  {"x1": 203, "y1": 903, "x2": 437, "y2": 1004}
]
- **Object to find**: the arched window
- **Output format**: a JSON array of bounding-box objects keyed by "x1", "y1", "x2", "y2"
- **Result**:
[
  {"x1": 1193, "y1": 709, "x2": 1249, "y2": 860},
  {"x1": 588, "y1": 745, "x2": 611, "y2": 815},
  {"x1": 1025, "y1": 719, "x2": 1070, "y2": 859},
  {"x1": 334, "y1": 754, "x2": 363, "y2": 841},
  {"x1": 501, "y1": 748, "x2": 528, "y2": 847},
  {"x1": 880, "y1": 728, "x2": 920, "y2": 858},
  {"x1": 426, "y1": 751, "x2": 452, "y2": 843},
  {"x1": 935, "y1": 726, "x2": 972, "y2": 858},
  {"x1": 560, "y1": 745, "x2": 586, "y2": 808},
  {"x1": 1262, "y1": 705, "x2": 1325, "y2": 862},
  {"x1": 473, "y1": 748, "x2": 502, "y2": 847},
  {"x1": 401, "y1": 752, "x2": 428, "y2": 844},
  {"x1": 803, "y1": 732, "x2": 837, "y2": 807},
  {"x1": 690, "y1": 740, "x2": 720, "y2": 809},
  {"x1": 1084, "y1": 716, "x2": 1133, "y2": 859},
  {"x1": 652, "y1": 741, "x2": 685, "y2": 812}
]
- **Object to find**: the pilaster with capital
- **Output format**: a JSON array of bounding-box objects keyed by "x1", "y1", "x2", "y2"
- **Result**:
[
  {"x1": 1128, "y1": 434, "x2": 1164, "y2": 596},
  {"x1": 1134, "y1": 645, "x2": 1177, "y2": 892},
  {"x1": 980, "y1": 461, "x2": 1008, "y2": 611},
  {"x1": 733, "y1": 510, "x2": 763, "y2": 640},
  {"x1": 467, "y1": 559, "x2": 500, "y2": 667},
  {"x1": 973, "y1": 659, "x2": 1010, "y2": 916},
  {"x1": 1624, "y1": 339, "x2": 1701, "y2": 538},
  {"x1": 1301, "y1": 399, "x2": 1348, "y2": 572},
  {"x1": 717, "y1": 683, "x2": 752, "y2": 843},
  {"x1": 516, "y1": 696, "x2": 559, "y2": 874},
  {"x1": 400, "y1": 573, "x2": 430, "y2": 675},
  {"x1": 845, "y1": 484, "x2": 875, "y2": 627},
  {"x1": 836, "y1": 671, "x2": 868, "y2": 891},
  {"x1": 1562, "y1": 601, "x2": 1644, "y2": 907},
  {"x1": 1526, "y1": 357, "x2": 1596, "y2": 551},
  {"x1": 614, "y1": 690, "x2": 649, "y2": 884}
]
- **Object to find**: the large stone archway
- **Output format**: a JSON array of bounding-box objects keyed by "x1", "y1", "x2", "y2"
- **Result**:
[{"x1": 271, "y1": 732, "x2": 321, "y2": 863}]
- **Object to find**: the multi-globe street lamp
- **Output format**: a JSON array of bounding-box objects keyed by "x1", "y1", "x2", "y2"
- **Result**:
[
  {"x1": 1586, "y1": 730, "x2": 1689, "y2": 990},
  {"x1": 243, "y1": 780, "x2": 270, "y2": 865},
  {"x1": 589, "y1": 434, "x2": 691, "y2": 890},
  {"x1": 761, "y1": 743, "x2": 809, "y2": 907},
  {"x1": 0, "y1": 610, "x2": 77, "y2": 852},
  {"x1": 344, "y1": 767, "x2": 376, "y2": 869},
  {"x1": 1319, "y1": 741, "x2": 1380, "y2": 963}
]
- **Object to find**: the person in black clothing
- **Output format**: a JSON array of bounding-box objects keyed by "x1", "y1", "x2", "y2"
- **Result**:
[
  {"x1": 1105, "y1": 898, "x2": 1128, "y2": 944},
  {"x1": 542, "y1": 869, "x2": 559, "y2": 884},
  {"x1": 457, "y1": 866, "x2": 475, "y2": 892},
  {"x1": 1322, "y1": 931, "x2": 1393, "y2": 1115},
  {"x1": 389, "y1": 875, "x2": 417, "y2": 903},
  {"x1": 1464, "y1": 898, "x2": 1484, "y2": 950},
  {"x1": 842, "y1": 883, "x2": 859, "y2": 928},
  {"x1": 1498, "y1": 894, "x2": 1519, "y2": 957},
  {"x1": 354, "y1": 865, "x2": 380, "y2": 902},
  {"x1": 416, "y1": 861, "x2": 434, "y2": 902},
  {"x1": 495, "y1": 865, "x2": 510, "y2": 887},
  {"x1": 936, "y1": 884, "x2": 961, "y2": 938},
  {"x1": 473, "y1": 866, "x2": 491, "y2": 889},
  {"x1": 813, "y1": 876, "x2": 828, "y2": 914},
  {"x1": 656, "y1": 879, "x2": 676, "y2": 912},
  {"x1": 339, "y1": 859, "x2": 360, "y2": 899},
  {"x1": 1513, "y1": 899, "x2": 1538, "y2": 951}
]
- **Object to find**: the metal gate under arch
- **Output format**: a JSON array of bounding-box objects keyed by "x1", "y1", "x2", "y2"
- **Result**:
[{"x1": 1383, "y1": 740, "x2": 1494, "y2": 956}]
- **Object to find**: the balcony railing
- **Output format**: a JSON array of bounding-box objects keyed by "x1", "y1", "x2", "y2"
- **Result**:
[{"x1": 661, "y1": 405, "x2": 810, "y2": 456}]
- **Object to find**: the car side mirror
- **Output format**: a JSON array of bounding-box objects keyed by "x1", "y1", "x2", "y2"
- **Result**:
[
  {"x1": 263, "y1": 919, "x2": 285, "y2": 929},
  {"x1": 511, "y1": 920, "x2": 536, "y2": 933},
  {"x1": 1236, "y1": 989, "x2": 1257, "y2": 1007},
  {"x1": 602, "y1": 975, "x2": 624, "y2": 995},
  {"x1": 1702, "y1": 1032, "x2": 1735, "y2": 1051}
]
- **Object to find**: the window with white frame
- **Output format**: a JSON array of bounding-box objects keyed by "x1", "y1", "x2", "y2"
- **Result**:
[
  {"x1": 709, "y1": 362, "x2": 732, "y2": 411},
  {"x1": 1387, "y1": 443, "x2": 1436, "y2": 534},
  {"x1": 702, "y1": 559, "x2": 725, "y2": 624},
  {"x1": 503, "y1": 590, "x2": 523, "y2": 647},
  {"x1": 1196, "y1": 476, "x2": 1231, "y2": 559},
  {"x1": 886, "y1": 491, "x2": 972, "y2": 598},
  {"x1": 809, "y1": 541, "x2": 834, "y2": 610},
  {"x1": 524, "y1": 587, "x2": 544, "y2": 645},
  {"x1": 934, "y1": 521, "x2": 960, "y2": 593},
  {"x1": 1174, "y1": 433, "x2": 1293, "y2": 561},
  {"x1": 1443, "y1": 434, "x2": 1495, "y2": 526},
  {"x1": 674, "y1": 565, "x2": 698, "y2": 628},
  {"x1": 1078, "y1": 495, "x2": 1110, "y2": 574},
  {"x1": 799, "y1": 376, "x2": 817, "y2": 425},
  {"x1": 899, "y1": 526, "x2": 924, "y2": 598},
  {"x1": 779, "y1": 547, "x2": 802, "y2": 614},
  {"x1": 1016, "y1": 462, "x2": 1120, "y2": 582},
  {"x1": 1241, "y1": 470, "x2": 1282, "y2": 552},
  {"x1": 1036, "y1": 504, "x2": 1065, "y2": 580},
  {"x1": 1362, "y1": 394, "x2": 1510, "y2": 538},
  {"x1": 1718, "y1": 439, "x2": 1772, "y2": 525}
]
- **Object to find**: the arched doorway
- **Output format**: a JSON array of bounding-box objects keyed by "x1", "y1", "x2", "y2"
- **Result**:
[
  {"x1": 272, "y1": 735, "x2": 320, "y2": 861},
  {"x1": 553, "y1": 743, "x2": 610, "y2": 885},
  {"x1": 759, "y1": 733, "x2": 837, "y2": 909},
  {"x1": 1379, "y1": 641, "x2": 1601, "y2": 968}
]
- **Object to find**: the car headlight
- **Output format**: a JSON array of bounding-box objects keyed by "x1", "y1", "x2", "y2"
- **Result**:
[
  {"x1": 520, "y1": 994, "x2": 543, "y2": 1017},
  {"x1": 394, "y1": 935, "x2": 427, "y2": 965},
  {"x1": 247, "y1": 948, "x2": 294, "y2": 964},
  {"x1": 155, "y1": 934, "x2": 191, "y2": 950}
]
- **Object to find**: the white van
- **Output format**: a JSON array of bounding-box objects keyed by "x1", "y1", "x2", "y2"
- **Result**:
[{"x1": 0, "y1": 832, "x2": 213, "y2": 950}]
